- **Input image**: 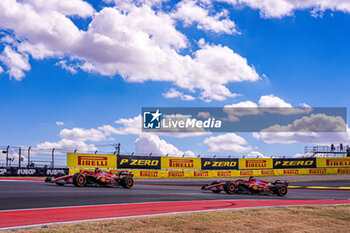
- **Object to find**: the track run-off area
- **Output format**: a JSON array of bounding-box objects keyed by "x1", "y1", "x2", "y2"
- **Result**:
[{"x1": 0, "y1": 178, "x2": 350, "y2": 230}]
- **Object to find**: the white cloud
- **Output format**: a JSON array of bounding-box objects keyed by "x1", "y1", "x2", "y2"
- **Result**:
[
  {"x1": 0, "y1": 0, "x2": 83, "y2": 52},
  {"x1": 203, "y1": 133, "x2": 252, "y2": 152},
  {"x1": 134, "y1": 134, "x2": 189, "y2": 156},
  {"x1": 218, "y1": 0, "x2": 350, "y2": 18},
  {"x1": 59, "y1": 128, "x2": 106, "y2": 142},
  {"x1": 36, "y1": 139, "x2": 97, "y2": 152},
  {"x1": 185, "y1": 150, "x2": 196, "y2": 157},
  {"x1": 245, "y1": 151, "x2": 267, "y2": 158},
  {"x1": 56, "y1": 121, "x2": 65, "y2": 126},
  {"x1": 35, "y1": 126, "x2": 102, "y2": 153},
  {"x1": 197, "y1": 111, "x2": 211, "y2": 118},
  {"x1": 173, "y1": 0, "x2": 238, "y2": 34},
  {"x1": 258, "y1": 94, "x2": 311, "y2": 115},
  {"x1": 192, "y1": 43, "x2": 259, "y2": 101},
  {"x1": 99, "y1": 115, "x2": 142, "y2": 136},
  {"x1": 260, "y1": 113, "x2": 347, "y2": 133},
  {"x1": 0, "y1": 1, "x2": 260, "y2": 102},
  {"x1": 162, "y1": 88, "x2": 195, "y2": 101},
  {"x1": 224, "y1": 100, "x2": 259, "y2": 119},
  {"x1": 55, "y1": 60, "x2": 77, "y2": 74},
  {"x1": 0, "y1": 65, "x2": 3, "y2": 73},
  {"x1": 258, "y1": 94, "x2": 292, "y2": 108},
  {"x1": 223, "y1": 95, "x2": 311, "y2": 121},
  {"x1": 23, "y1": 0, "x2": 95, "y2": 18},
  {"x1": 0, "y1": 46, "x2": 31, "y2": 80},
  {"x1": 292, "y1": 152, "x2": 324, "y2": 158},
  {"x1": 253, "y1": 113, "x2": 349, "y2": 144}
]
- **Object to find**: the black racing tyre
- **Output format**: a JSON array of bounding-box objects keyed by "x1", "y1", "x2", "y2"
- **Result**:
[
  {"x1": 201, "y1": 184, "x2": 208, "y2": 190},
  {"x1": 276, "y1": 185, "x2": 288, "y2": 197},
  {"x1": 73, "y1": 173, "x2": 87, "y2": 187},
  {"x1": 224, "y1": 181, "x2": 237, "y2": 194},
  {"x1": 121, "y1": 176, "x2": 134, "y2": 189}
]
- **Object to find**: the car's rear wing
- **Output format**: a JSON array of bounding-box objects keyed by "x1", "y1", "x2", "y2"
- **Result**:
[
  {"x1": 117, "y1": 171, "x2": 134, "y2": 177},
  {"x1": 274, "y1": 180, "x2": 288, "y2": 186}
]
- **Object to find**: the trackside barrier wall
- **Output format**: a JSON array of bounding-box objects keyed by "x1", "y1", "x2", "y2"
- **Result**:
[
  {"x1": 67, "y1": 154, "x2": 350, "y2": 178},
  {"x1": 69, "y1": 168, "x2": 350, "y2": 178},
  {"x1": 0, "y1": 167, "x2": 69, "y2": 176}
]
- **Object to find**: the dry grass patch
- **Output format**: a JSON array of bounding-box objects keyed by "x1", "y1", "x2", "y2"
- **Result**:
[{"x1": 12, "y1": 205, "x2": 350, "y2": 233}]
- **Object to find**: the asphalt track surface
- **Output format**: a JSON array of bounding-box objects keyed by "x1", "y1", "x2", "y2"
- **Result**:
[{"x1": 1, "y1": 179, "x2": 350, "y2": 211}]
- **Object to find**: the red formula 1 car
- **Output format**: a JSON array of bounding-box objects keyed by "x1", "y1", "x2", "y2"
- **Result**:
[
  {"x1": 45, "y1": 169, "x2": 134, "y2": 188},
  {"x1": 201, "y1": 177, "x2": 288, "y2": 196}
]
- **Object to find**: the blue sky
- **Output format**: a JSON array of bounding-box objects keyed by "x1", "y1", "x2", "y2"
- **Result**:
[{"x1": 0, "y1": 0, "x2": 350, "y2": 164}]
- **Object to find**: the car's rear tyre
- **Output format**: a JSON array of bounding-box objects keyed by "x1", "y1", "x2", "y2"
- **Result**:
[
  {"x1": 121, "y1": 176, "x2": 134, "y2": 189},
  {"x1": 275, "y1": 185, "x2": 288, "y2": 197},
  {"x1": 224, "y1": 181, "x2": 237, "y2": 194},
  {"x1": 73, "y1": 173, "x2": 87, "y2": 187}
]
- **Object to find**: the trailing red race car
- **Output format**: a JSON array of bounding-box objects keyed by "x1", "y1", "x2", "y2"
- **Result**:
[
  {"x1": 45, "y1": 169, "x2": 134, "y2": 188},
  {"x1": 201, "y1": 177, "x2": 288, "y2": 196}
]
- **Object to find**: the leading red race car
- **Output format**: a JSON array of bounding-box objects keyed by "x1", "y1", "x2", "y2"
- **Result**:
[
  {"x1": 201, "y1": 177, "x2": 288, "y2": 196},
  {"x1": 45, "y1": 168, "x2": 134, "y2": 188}
]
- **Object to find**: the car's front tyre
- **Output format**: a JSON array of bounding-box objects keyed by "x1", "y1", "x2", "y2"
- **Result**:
[
  {"x1": 73, "y1": 173, "x2": 87, "y2": 187},
  {"x1": 224, "y1": 181, "x2": 237, "y2": 194}
]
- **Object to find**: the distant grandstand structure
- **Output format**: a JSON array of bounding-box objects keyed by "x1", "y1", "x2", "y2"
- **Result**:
[{"x1": 304, "y1": 145, "x2": 350, "y2": 157}]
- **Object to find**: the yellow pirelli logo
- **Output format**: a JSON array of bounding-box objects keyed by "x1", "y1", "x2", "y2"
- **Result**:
[
  {"x1": 168, "y1": 171, "x2": 185, "y2": 177},
  {"x1": 161, "y1": 157, "x2": 201, "y2": 170},
  {"x1": 194, "y1": 171, "x2": 209, "y2": 177},
  {"x1": 78, "y1": 156, "x2": 107, "y2": 166},
  {"x1": 217, "y1": 171, "x2": 231, "y2": 177},
  {"x1": 261, "y1": 170, "x2": 274, "y2": 175},
  {"x1": 139, "y1": 171, "x2": 158, "y2": 177},
  {"x1": 284, "y1": 169, "x2": 299, "y2": 175},
  {"x1": 246, "y1": 160, "x2": 266, "y2": 168},
  {"x1": 317, "y1": 158, "x2": 350, "y2": 168},
  {"x1": 338, "y1": 168, "x2": 350, "y2": 174},
  {"x1": 67, "y1": 153, "x2": 117, "y2": 168},
  {"x1": 169, "y1": 159, "x2": 193, "y2": 168},
  {"x1": 239, "y1": 158, "x2": 273, "y2": 169},
  {"x1": 240, "y1": 170, "x2": 253, "y2": 176},
  {"x1": 309, "y1": 168, "x2": 327, "y2": 174}
]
